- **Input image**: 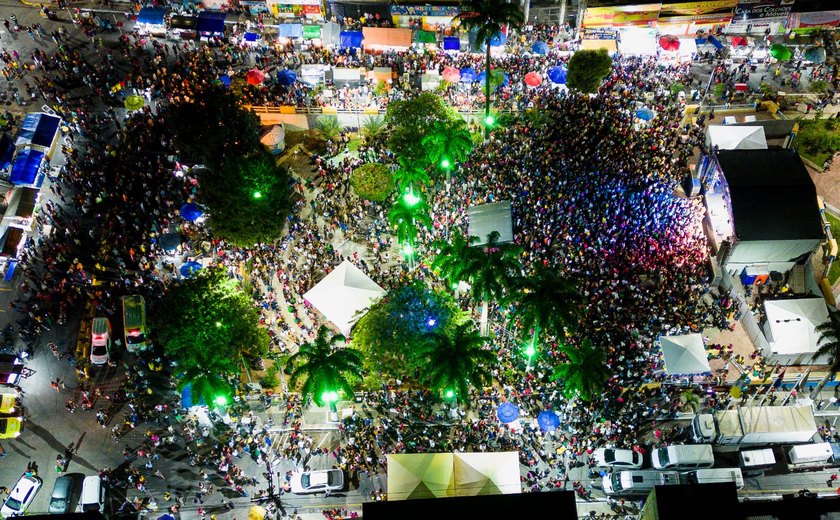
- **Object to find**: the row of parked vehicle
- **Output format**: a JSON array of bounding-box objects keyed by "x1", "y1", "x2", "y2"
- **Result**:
[
  {"x1": 0, "y1": 353, "x2": 24, "y2": 438},
  {"x1": 1, "y1": 474, "x2": 106, "y2": 517}
]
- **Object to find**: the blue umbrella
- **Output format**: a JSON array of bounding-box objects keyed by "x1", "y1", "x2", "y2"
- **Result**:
[
  {"x1": 179, "y1": 202, "x2": 203, "y2": 222},
  {"x1": 158, "y1": 515, "x2": 176, "y2": 520},
  {"x1": 476, "y1": 70, "x2": 509, "y2": 88},
  {"x1": 635, "y1": 107, "x2": 655, "y2": 121},
  {"x1": 459, "y1": 67, "x2": 478, "y2": 84},
  {"x1": 537, "y1": 411, "x2": 560, "y2": 432},
  {"x1": 496, "y1": 402, "x2": 519, "y2": 423},
  {"x1": 531, "y1": 41, "x2": 549, "y2": 55},
  {"x1": 180, "y1": 261, "x2": 203, "y2": 278},
  {"x1": 219, "y1": 74, "x2": 231, "y2": 88},
  {"x1": 489, "y1": 32, "x2": 506, "y2": 47},
  {"x1": 277, "y1": 69, "x2": 297, "y2": 86},
  {"x1": 804, "y1": 46, "x2": 826, "y2": 64},
  {"x1": 159, "y1": 232, "x2": 181, "y2": 252},
  {"x1": 547, "y1": 65, "x2": 567, "y2": 85}
]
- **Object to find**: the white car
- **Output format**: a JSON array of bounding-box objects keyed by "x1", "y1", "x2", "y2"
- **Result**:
[
  {"x1": 593, "y1": 448, "x2": 644, "y2": 469},
  {"x1": 289, "y1": 469, "x2": 344, "y2": 494},
  {"x1": 1, "y1": 474, "x2": 42, "y2": 517}
]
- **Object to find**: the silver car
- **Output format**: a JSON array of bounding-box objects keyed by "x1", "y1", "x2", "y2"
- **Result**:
[
  {"x1": 49, "y1": 476, "x2": 75, "y2": 514},
  {"x1": 289, "y1": 469, "x2": 344, "y2": 494}
]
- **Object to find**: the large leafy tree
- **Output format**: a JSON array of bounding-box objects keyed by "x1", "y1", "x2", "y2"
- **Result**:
[
  {"x1": 507, "y1": 265, "x2": 584, "y2": 354},
  {"x1": 551, "y1": 338, "x2": 609, "y2": 401},
  {"x1": 393, "y1": 158, "x2": 431, "y2": 194},
  {"x1": 350, "y1": 163, "x2": 393, "y2": 202},
  {"x1": 166, "y1": 86, "x2": 262, "y2": 167},
  {"x1": 432, "y1": 231, "x2": 479, "y2": 288},
  {"x1": 566, "y1": 49, "x2": 614, "y2": 94},
  {"x1": 422, "y1": 119, "x2": 474, "y2": 184},
  {"x1": 455, "y1": 0, "x2": 524, "y2": 124},
  {"x1": 199, "y1": 152, "x2": 293, "y2": 246},
  {"x1": 155, "y1": 268, "x2": 270, "y2": 402},
  {"x1": 385, "y1": 92, "x2": 457, "y2": 163},
  {"x1": 420, "y1": 321, "x2": 495, "y2": 405},
  {"x1": 286, "y1": 325, "x2": 362, "y2": 407},
  {"x1": 352, "y1": 282, "x2": 467, "y2": 381}
]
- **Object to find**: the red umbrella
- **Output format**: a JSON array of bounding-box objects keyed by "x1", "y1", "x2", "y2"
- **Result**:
[
  {"x1": 659, "y1": 36, "x2": 680, "y2": 52},
  {"x1": 731, "y1": 36, "x2": 748, "y2": 47},
  {"x1": 524, "y1": 72, "x2": 542, "y2": 87},
  {"x1": 441, "y1": 66, "x2": 460, "y2": 83},
  {"x1": 246, "y1": 69, "x2": 266, "y2": 86}
]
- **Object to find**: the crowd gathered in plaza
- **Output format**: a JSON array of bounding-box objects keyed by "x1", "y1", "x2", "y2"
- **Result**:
[{"x1": 1, "y1": 3, "x2": 836, "y2": 518}]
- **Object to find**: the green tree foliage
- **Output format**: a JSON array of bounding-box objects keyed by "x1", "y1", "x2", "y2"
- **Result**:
[
  {"x1": 419, "y1": 321, "x2": 495, "y2": 404},
  {"x1": 566, "y1": 49, "x2": 613, "y2": 94},
  {"x1": 350, "y1": 163, "x2": 393, "y2": 202},
  {"x1": 393, "y1": 158, "x2": 431, "y2": 193},
  {"x1": 388, "y1": 196, "x2": 432, "y2": 245},
  {"x1": 360, "y1": 117, "x2": 387, "y2": 143},
  {"x1": 797, "y1": 118, "x2": 840, "y2": 166},
  {"x1": 422, "y1": 119, "x2": 474, "y2": 174},
  {"x1": 815, "y1": 311, "x2": 840, "y2": 372},
  {"x1": 551, "y1": 338, "x2": 609, "y2": 401},
  {"x1": 352, "y1": 282, "x2": 466, "y2": 381},
  {"x1": 154, "y1": 268, "x2": 270, "y2": 404},
  {"x1": 316, "y1": 115, "x2": 342, "y2": 142},
  {"x1": 287, "y1": 325, "x2": 362, "y2": 407},
  {"x1": 385, "y1": 92, "x2": 457, "y2": 162},
  {"x1": 455, "y1": 0, "x2": 524, "y2": 118},
  {"x1": 166, "y1": 86, "x2": 262, "y2": 167},
  {"x1": 198, "y1": 152, "x2": 293, "y2": 246}
]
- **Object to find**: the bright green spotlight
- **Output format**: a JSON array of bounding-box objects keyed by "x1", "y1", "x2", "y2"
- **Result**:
[
  {"x1": 402, "y1": 191, "x2": 421, "y2": 207},
  {"x1": 444, "y1": 389, "x2": 455, "y2": 399},
  {"x1": 215, "y1": 321, "x2": 223, "y2": 328},
  {"x1": 252, "y1": 191, "x2": 262, "y2": 199},
  {"x1": 441, "y1": 158, "x2": 451, "y2": 169},
  {"x1": 214, "y1": 395, "x2": 227, "y2": 406},
  {"x1": 403, "y1": 243, "x2": 414, "y2": 256},
  {"x1": 525, "y1": 343, "x2": 536, "y2": 359},
  {"x1": 484, "y1": 114, "x2": 495, "y2": 127},
  {"x1": 322, "y1": 390, "x2": 339, "y2": 403}
]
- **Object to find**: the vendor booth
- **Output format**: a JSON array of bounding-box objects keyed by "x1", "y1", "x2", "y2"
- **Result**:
[
  {"x1": 196, "y1": 11, "x2": 226, "y2": 40},
  {"x1": 302, "y1": 259, "x2": 386, "y2": 334},
  {"x1": 421, "y1": 72, "x2": 442, "y2": 91},
  {"x1": 300, "y1": 64, "x2": 326, "y2": 85},
  {"x1": 168, "y1": 15, "x2": 197, "y2": 40},
  {"x1": 269, "y1": 0, "x2": 322, "y2": 19},
  {"x1": 443, "y1": 36, "x2": 460, "y2": 52},
  {"x1": 368, "y1": 67, "x2": 393, "y2": 84},
  {"x1": 136, "y1": 7, "x2": 167, "y2": 37},
  {"x1": 2, "y1": 187, "x2": 39, "y2": 232},
  {"x1": 278, "y1": 23, "x2": 303, "y2": 39},
  {"x1": 618, "y1": 27, "x2": 658, "y2": 55},
  {"x1": 658, "y1": 334, "x2": 711, "y2": 376},
  {"x1": 332, "y1": 67, "x2": 362, "y2": 85},
  {"x1": 15, "y1": 112, "x2": 61, "y2": 159},
  {"x1": 9, "y1": 149, "x2": 46, "y2": 188},
  {"x1": 362, "y1": 27, "x2": 411, "y2": 51},
  {"x1": 762, "y1": 298, "x2": 831, "y2": 366},
  {"x1": 339, "y1": 30, "x2": 363, "y2": 50}
]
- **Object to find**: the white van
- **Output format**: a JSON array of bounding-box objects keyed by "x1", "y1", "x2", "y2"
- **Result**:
[
  {"x1": 652, "y1": 444, "x2": 714, "y2": 471},
  {"x1": 80, "y1": 476, "x2": 105, "y2": 513},
  {"x1": 788, "y1": 442, "x2": 832, "y2": 465},
  {"x1": 90, "y1": 318, "x2": 111, "y2": 366},
  {"x1": 683, "y1": 468, "x2": 744, "y2": 489},
  {"x1": 602, "y1": 470, "x2": 680, "y2": 496}
]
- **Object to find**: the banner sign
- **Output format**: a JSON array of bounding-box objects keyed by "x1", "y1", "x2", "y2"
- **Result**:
[
  {"x1": 583, "y1": 4, "x2": 661, "y2": 27},
  {"x1": 733, "y1": 0, "x2": 795, "y2": 21},
  {"x1": 788, "y1": 10, "x2": 840, "y2": 28},
  {"x1": 582, "y1": 28, "x2": 619, "y2": 39},
  {"x1": 267, "y1": 0, "x2": 319, "y2": 5},
  {"x1": 391, "y1": 5, "x2": 458, "y2": 17},
  {"x1": 659, "y1": 0, "x2": 737, "y2": 16}
]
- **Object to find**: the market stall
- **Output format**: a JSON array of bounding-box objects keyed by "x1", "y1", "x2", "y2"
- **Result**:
[
  {"x1": 168, "y1": 15, "x2": 197, "y2": 40},
  {"x1": 618, "y1": 27, "x2": 658, "y2": 55},
  {"x1": 196, "y1": 11, "x2": 226, "y2": 40},
  {"x1": 9, "y1": 148, "x2": 46, "y2": 188},
  {"x1": 362, "y1": 27, "x2": 411, "y2": 51},
  {"x1": 15, "y1": 112, "x2": 61, "y2": 159},
  {"x1": 135, "y1": 7, "x2": 166, "y2": 37},
  {"x1": 278, "y1": 23, "x2": 303, "y2": 39}
]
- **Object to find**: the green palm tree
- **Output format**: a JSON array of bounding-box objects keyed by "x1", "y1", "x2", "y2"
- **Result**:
[
  {"x1": 287, "y1": 325, "x2": 363, "y2": 408},
  {"x1": 422, "y1": 119, "x2": 474, "y2": 183},
  {"x1": 420, "y1": 321, "x2": 495, "y2": 406},
  {"x1": 393, "y1": 158, "x2": 431, "y2": 194},
  {"x1": 177, "y1": 355, "x2": 234, "y2": 409},
  {"x1": 462, "y1": 231, "x2": 523, "y2": 335},
  {"x1": 388, "y1": 197, "x2": 432, "y2": 246},
  {"x1": 360, "y1": 116, "x2": 386, "y2": 143},
  {"x1": 432, "y1": 231, "x2": 480, "y2": 290},
  {"x1": 815, "y1": 311, "x2": 840, "y2": 370},
  {"x1": 315, "y1": 115, "x2": 342, "y2": 142},
  {"x1": 455, "y1": 0, "x2": 524, "y2": 126},
  {"x1": 551, "y1": 338, "x2": 609, "y2": 401},
  {"x1": 507, "y1": 265, "x2": 583, "y2": 355}
]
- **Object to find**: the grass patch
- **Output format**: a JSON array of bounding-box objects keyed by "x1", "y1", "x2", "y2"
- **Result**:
[
  {"x1": 348, "y1": 138, "x2": 360, "y2": 152},
  {"x1": 796, "y1": 118, "x2": 840, "y2": 167},
  {"x1": 828, "y1": 212, "x2": 840, "y2": 284}
]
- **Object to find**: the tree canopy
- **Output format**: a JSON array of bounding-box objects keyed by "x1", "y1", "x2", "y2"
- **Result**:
[
  {"x1": 385, "y1": 92, "x2": 458, "y2": 163},
  {"x1": 419, "y1": 321, "x2": 495, "y2": 404},
  {"x1": 551, "y1": 338, "x2": 609, "y2": 401},
  {"x1": 350, "y1": 163, "x2": 393, "y2": 202},
  {"x1": 287, "y1": 325, "x2": 363, "y2": 406},
  {"x1": 198, "y1": 152, "x2": 293, "y2": 246},
  {"x1": 566, "y1": 49, "x2": 614, "y2": 94}
]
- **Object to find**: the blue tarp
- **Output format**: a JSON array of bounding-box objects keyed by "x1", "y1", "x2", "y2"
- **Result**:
[
  {"x1": 219, "y1": 74, "x2": 231, "y2": 87},
  {"x1": 636, "y1": 107, "x2": 655, "y2": 121},
  {"x1": 531, "y1": 41, "x2": 549, "y2": 55},
  {"x1": 244, "y1": 32, "x2": 258, "y2": 42},
  {"x1": 10, "y1": 148, "x2": 44, "y2": 186},
  {"x1": 180, "y1": 261, "x2": 202, "y2": 278},
  {"x1": 179, "y1": 202, "x2": 203, "y2": 221},
  {"x1": 4, "y1": 260, "x2": 16, "y2": 282},
  {"x1": 196, "y1": 11, "x2": 226, "y2": 35},
  {"x1": 16, "y1": 113, "x2": 61, "y2": 150},
  {"x1": 0, "y1": 133, "x2": 14, "y2": 170},
  {"x1": 708, "y1": 35, "x2": 723, "y2": 50},
  {"x1": 278, "y1": 23, "x2": 303, "y2": 38},
  {"x1": 277, "y1": 69, "x2": 297, "y2": 86},
  {"x1": 489, "y1": 32, "x2": 506, "y2": 47},
  {"x1": 340, "y1": 31, "x2": 363, "y2": 49},
  {"x1": 443, "y1": 36, "x2": 460, "y2": 51},
  {"x1": 137, "y1": 7, "x2": 165, "y2": 26},
  {"x1": 695, "y1": 37, "x2": 708, "y2": 46},
  {"x1": 547, "y1": 65, "x2": 567, "y2": 84},
  {"x1": 459, "y1": 67, "x2": 478, "y2": 83}
]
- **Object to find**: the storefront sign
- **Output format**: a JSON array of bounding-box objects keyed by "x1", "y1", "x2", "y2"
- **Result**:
[
  {"x1": 583, "y1": 4, "x2": 662, "y2": 27},
  {"x1": 788, "y1": 10, "x2": 840, "y2": 28},
  {"x1": 582, "y1": 28, "x2": 619, "y2": 39},
  {"x1": 733, "y1": 0, "x2": 795, "y2": 22},
  {"x1": 390, "y1": 5, "x2": 458, "y2": 17},
  {"x1": 659, "y1": 0, "x2": 737, "y2": 16},
  {"x1": 267, "y1": 0, "x2": 319, "y2": 6}
]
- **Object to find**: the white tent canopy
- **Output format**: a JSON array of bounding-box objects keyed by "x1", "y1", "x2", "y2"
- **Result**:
[
  {"x1": 706, "y1": 125, "x2": 768, "y2": 150},
  {"x1": 387, "y1": 452, "x2": 520, "y2": 501},
  {"x1": 659, "y1": 333, "x2": 710, "y2": 375},
  {"x1": 763, "y1": 298, "x2": 830, "y2": 365},
  {"x1": 303, "y1": 260, "x2": 385, "y2": 334}
]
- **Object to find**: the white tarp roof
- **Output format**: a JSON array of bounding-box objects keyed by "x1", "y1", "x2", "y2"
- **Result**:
[
  {"x1": 659, "y1": 333, "x2": 710, "y2": 375},
  {"x1": 706, "y1": 125, "x2": 768, "y2": 150},
  {"x1": 387, "y1": 452, "x2": 520, "y2": 501},
  {"x1": 618, "y1": 28, "x2": 658, "y2": 56},
  {"x1": 764, "y1": 298, "x2": 830, "y2": 357},
  {"x1": 303, "y1": 259, "x2": 385, "y2": 334}
]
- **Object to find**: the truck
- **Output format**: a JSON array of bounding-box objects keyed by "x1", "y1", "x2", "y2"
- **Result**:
[{"x1": 691, "y1": 406, "x2": 817, "y2": 447}]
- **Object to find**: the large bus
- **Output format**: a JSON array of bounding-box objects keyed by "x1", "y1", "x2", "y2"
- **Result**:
[{"x1": 121, "y1": 295, "x2": 149, "y2": 353}]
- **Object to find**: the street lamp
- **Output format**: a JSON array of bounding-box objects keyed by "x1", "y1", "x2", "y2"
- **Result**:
[
  {"x1": 483, "y1": 114, "x2": 495, "y2": 128},
  {"x1": 322, "y1": 390, "x2": 339, "y2": 421},
  {"x1": 402, "y1": 191, "x2": 421, "y2": 208},
  {"x1": 214, "y1": 395, "x2": 228, "y2": 407},
  {"x1": 252, "y1": 191, "x2": 262, "y2": 199},
  {"x1": 440, "y1": 158, "x2": 451, "y2": 170},
  {"x1": 524, "y1": 342, "x2": 536, "y2": 371}
]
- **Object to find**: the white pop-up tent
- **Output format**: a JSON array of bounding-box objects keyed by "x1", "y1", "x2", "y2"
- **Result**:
[
  {"x1": 303, "y1": 259, "x2": 385, "y2": 334},
  {"x1": 705, "y1": 125, "x2": 768, "y2": 150},
  {"x1": 762, "y1": 297, "x2": 830, "y2": 365},
  {"x1": 659, "y1": 333, "x2": 710, "y2": 375}
]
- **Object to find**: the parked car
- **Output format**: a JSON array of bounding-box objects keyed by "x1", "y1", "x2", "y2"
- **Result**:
[
  {"x1": 0, "y1": 386, "x2": 20, "y2": 414},
  {"x1": 593, "y1": 448, "x2": 644, "y2": 469},
  {"x1": 79, "y1": 475, "x2": 105, "y2": 513},
  {"x1": 0, "y1": 415, "x2": 23, "y2": 438},
  {"x1": 49, "y1": 475, "x2": 75, "y2": 514},
  {"x1": 289, "y1": 469, "x2": 344, "y2": 494},
  {"x1": 1, "y1": 474, "x2": 42, "y2": 517},
  {"x1": 0, "y1": 353, "x2": 24, "y2": 385}
]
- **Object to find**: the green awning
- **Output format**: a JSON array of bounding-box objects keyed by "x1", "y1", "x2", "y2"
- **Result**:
[
  {"x1": 303, "y1": 25, "x2": 321, "y2": 39},
  {"x1": 416, "y1": 30, "x2": 437, "y2": 44}
]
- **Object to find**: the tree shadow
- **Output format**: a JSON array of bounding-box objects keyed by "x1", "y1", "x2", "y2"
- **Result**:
[{"x1": 27, "y1": 421, "x2": 99, "y2": 473}]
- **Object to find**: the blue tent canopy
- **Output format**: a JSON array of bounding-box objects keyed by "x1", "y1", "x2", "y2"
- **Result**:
[
  {"x1": 16, "y1": 112, "x2": 61, "y2": 150},
  {"x1": 180, "y1": 261, "x2": 203, "y2": 278},
  {"x1": 459, "y1": 67, "x2": 478, "y2": 83},
  {"x1": 137, "y1": 7, "x2": 165, "y2": 26},
  {"x1": 244, "y1": 32, "x2": 258, "y2": 42},
  {"x1": 443, "y1": 36, "x2": 460, "y2": 51},
  {"x1": 278, "y1": 23, "x2": 303, "y2": 38},
  {"x1": 340, "y1": 31, "x2": 363, "y2": 49},
  {"x1": 547, "y1": 65, "x2": 567, "y2": 84},
  {"x1": 277, "y1": 69, "x2": 297, "y2": 86},
  {"x1": 10, "y1": 148, "x2": 45, "y2": 186},
  {"x1": 196, "y1": 12, "x2": 226, "y2": 35},
  {"x1": 537, "y1": 411, "x2": 560, "y2": 432},
  {"x1": 179, "y1": 202, "x2": 203, "y2": 221},
  {"x1": 708, "y1": 35, "x2": 723, "y2": 50},
  {"x1": 531, "y1": 41, "x2": 549, "y2": 55},
  {"x1": 477, "y1": 70, "x2": 509, "y2": 88},
  {"x1": 496, "y1": 402, "x2": 519, "y2": 423},
  {"x1": 219, "y1": 74, "x2": 231, "y2": 87},
  {"x1": 695, "y1": 37, "x2": 708, "y2": 46},
  {"x1": 489, "y1": 32, "x2": 506, "y2": 47},
  {"x1": 181, "y1": 384, "x2": 206, "y2": 408},
  {"x1": 635, "y1": 107, "x2": 655, "y2": 121},
  {"x1": 0, "y1": 133, "x2": 14, "y2": 170}
]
